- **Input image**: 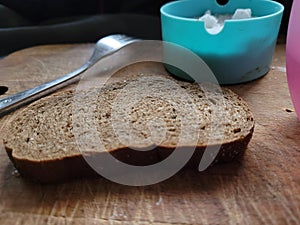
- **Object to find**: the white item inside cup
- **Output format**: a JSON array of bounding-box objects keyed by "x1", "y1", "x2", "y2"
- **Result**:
[{"x1": 198, "y1": 8, "x2": 252, "y2": 34}]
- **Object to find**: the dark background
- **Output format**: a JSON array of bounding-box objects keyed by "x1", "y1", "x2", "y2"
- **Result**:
[
  {"x1": 0, "y1": 0, "x2": 292, "y2": 56},
  {"x1": 0, "y1": 0, "x2": 170, "y2": 22}
]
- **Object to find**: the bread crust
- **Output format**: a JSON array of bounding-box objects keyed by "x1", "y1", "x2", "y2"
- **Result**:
[{"x1": 5, "y1": 129, "x2": 253, "y2": 183}]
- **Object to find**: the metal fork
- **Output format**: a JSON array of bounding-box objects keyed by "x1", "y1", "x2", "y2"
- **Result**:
[{"x1": 0, "y1": 34, "x2": 139, "y2": 115}]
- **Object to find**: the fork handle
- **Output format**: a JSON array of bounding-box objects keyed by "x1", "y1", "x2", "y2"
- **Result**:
[{"x1": 0, "y1": 63, "x2": 90, "y2": 115}]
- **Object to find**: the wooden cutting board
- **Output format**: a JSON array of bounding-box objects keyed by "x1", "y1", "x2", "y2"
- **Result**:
[{"x1": 0, "y1": 43, "x2": 299, "y2": 225}]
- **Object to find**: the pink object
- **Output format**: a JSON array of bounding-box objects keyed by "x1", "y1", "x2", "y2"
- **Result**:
[{"x1": 286, "y1": 0, "x2": 300, "y2": 119}]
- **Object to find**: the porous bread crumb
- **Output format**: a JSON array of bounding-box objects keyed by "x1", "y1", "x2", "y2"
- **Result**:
[{"x1": 4, "y1": 76, "x2": 254, "y2": 163}]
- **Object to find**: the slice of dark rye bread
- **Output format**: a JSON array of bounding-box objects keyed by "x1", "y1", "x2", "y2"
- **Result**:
[{"x1": 3, "y1": 76, "x2": 254, "y2": 183}]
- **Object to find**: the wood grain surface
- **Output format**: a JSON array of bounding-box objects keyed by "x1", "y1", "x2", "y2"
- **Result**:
[{"x1": 0, "y1": 43, "x2": 299, "y2": 225}]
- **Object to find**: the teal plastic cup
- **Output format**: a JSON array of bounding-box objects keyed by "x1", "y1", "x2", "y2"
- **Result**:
[{"x1": 160, "y1": 0, "x2": 284, "y2": 84}]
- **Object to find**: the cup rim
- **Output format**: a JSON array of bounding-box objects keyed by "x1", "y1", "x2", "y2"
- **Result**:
[{"x1": 160, "y1": 0, "x2": 284, "y2": 23}]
